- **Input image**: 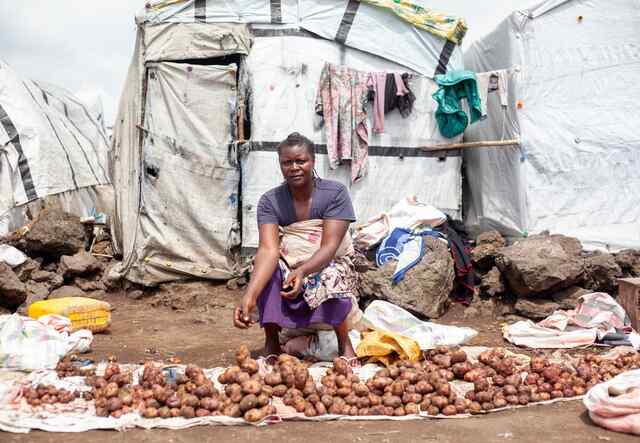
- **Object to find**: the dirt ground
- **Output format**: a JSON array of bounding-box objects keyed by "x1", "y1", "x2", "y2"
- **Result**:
[{"x1": 4, "y1": 284, "x2": 637, "y2": 442}]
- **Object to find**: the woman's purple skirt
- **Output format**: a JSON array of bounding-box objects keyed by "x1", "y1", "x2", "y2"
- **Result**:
[{"x1": 257, "y1": 268, "x2": 352, "y2": 329}]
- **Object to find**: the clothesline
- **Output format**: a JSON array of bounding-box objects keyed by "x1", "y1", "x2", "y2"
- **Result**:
[{"x1": 420, "y1": 138, "x2": 521, "y2": 152}]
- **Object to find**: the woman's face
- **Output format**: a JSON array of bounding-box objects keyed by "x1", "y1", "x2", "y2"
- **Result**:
[{"x1": 279, "y1": 145, "x2": 314, "y2": 188}]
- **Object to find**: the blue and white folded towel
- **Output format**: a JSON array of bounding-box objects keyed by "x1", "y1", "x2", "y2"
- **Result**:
[{"x1": 376, "y1": 228, "x2": 447, "y2": 284}]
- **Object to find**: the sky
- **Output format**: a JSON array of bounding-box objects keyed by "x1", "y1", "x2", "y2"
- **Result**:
[{"x1": 0, "y1": 0, "x2": 536, "y2": 126}]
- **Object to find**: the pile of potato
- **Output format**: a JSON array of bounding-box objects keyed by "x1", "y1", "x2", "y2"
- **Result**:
[
  {"x1": 216, "y1": 345, "x2": 276, "y2": 422},
  {"x1": 23, "y1": 384, "x2": 79, "y2": 407},
  {"x1": 579, "y1": 352, "x2": 640, "y2": 382},
  {"x1": 84, "y1": 363, "x2": 133, "y2": 417},
  {"x1": 56, "y1": 359, "x2": 95, "y2": 378}
]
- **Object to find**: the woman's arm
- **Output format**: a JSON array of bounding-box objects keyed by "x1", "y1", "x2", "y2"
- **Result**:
[
  {"x1": 280, "y1": 219, "x2": 349, "y2": 299},
  {"x1": 234, "y1": 223, "x2": 280, "y2": 328}
]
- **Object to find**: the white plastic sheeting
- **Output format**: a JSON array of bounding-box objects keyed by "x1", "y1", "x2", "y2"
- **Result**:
[
  {"x1": 463, "y1": 0, "x2": 640, "y2": 250},
  {"x1": 137, "y1": 0, "x2": 464, "y2": 77},
  {"x1": 241, "y1": 36, "x2": 462, "y2": 251},
  {"x1": 0, "y1": 59, "x2": 111, "y2": 235}
]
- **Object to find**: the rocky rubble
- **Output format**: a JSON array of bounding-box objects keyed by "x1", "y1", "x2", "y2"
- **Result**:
[
  {"x1": 469, "y1": 229, "x2": 640, "y2": 321},
  {"x1": 0, "y1": 209, "x2": 113, "y2": 313}
]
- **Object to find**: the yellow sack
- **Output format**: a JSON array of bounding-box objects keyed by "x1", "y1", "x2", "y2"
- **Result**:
[
  {"x1": 28, "y1": 297, "x2": 111, "y2": 333},
  {"x1": 356, "y1": 329, "x2": 421, "y2": 366}
]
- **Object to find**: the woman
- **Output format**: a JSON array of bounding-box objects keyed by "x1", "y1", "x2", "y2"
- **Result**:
[{"x1": 233, "y1": 132, "x2": 359, "y2": 361}]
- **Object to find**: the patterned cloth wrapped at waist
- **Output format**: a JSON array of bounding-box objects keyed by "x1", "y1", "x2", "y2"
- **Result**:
[{"x1": 279, "y1": 219, "x2": 357, "y2": 310}]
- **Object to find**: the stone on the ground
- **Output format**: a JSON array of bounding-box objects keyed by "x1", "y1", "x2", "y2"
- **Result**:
[
  {"x1": 471, "y1": 230, "x2": 506, "y2": 273},
  {"x1": 495, "y1": 233, "x2": 585, "y2": 297},
  {"x1": 20, "y1": 208, "x2": 85, "y2": 257},
  {"x1": 30, "y1": 270, "x2": 64, "y2": 289},
  {"x1": 17, "y1": 282, "x2": 50, "y2": 315},
  {"x1": 615, "y1": 249, "x2": 640, "y2": 277},
  {"x1": 13, "y1": 258, "x2": 41, "y2": 282},
  {"x1": 128, "y1": 289, "x2": 144, "y2": 300},
  {"x1": 0, "y1": 306, "x2": 11, "y2": 315},
  {"x1": 358, "y1": 237, "x2": 455, "y2": 318},
  {"x1": 59, "y1": 250, "x2": 101, "y2": 278},
  {"x1": 48, "y1": 285, "x2": 86, "y2": 299},
  {"x1": 0, "y1": 262, "x2": 28, "y2": 309},
  {"x1": 583, "y1": 252, "x2": 622, "y2": 294},
  {"x1": 514, "y1": 286, "x2": 589, "y2": 320},
  {"x1": 480, "y1": 267, "x2": 504, "y2": 296},
  {"x1": 74, "y1": 277, "x2": 105, "y2": 292},
  {"x1": 86, "y1": 290, "x2": 107, "y2": 300}
]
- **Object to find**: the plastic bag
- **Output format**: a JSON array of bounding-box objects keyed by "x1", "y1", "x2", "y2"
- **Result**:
[
  {"x1": 0, "y1": 245, "x2": 27, "y2": 268},
  {"x1": 356, "y1": 329, "x2": 421, "y2": 366},
  {"x1": 584, "y1": 369, "x2": 640, "y2": 435}
]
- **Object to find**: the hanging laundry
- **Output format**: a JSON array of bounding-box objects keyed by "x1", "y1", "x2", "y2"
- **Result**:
[
  {"x1": 432, "y1": 70, "x2": 482, "y2": 138},
  {"x1": 368, "y1": 72, "x2": 387, "y2": 134},
  {"x1": 369, "y1": 72, "x2": 415, "y2": 134},
  {"x1": 316, "y1": 63, "x2": 370, "y2": 183},
  {"x1": 476, "y1": 69, "x2": 510, "y2": 118}
]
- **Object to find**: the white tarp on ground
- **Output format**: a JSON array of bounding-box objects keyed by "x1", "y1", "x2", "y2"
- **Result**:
[
  {"x1": 241, "y1": 35, "x2": 462, "y2": 251},
  {"x1": 0, "y1": 59, "x2": 111, "y2": 235},
  {"x1": 463, "y1": 0, "x2": 640, "y2": 250}
]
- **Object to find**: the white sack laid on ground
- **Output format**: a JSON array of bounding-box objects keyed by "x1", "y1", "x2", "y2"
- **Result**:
[
  {"x1": 0, "y1": 315, "x2": 92, "y2": 371},
  {"x1": 503, "y1": 292, "x2": 632, "y2": 349},
  {"x1": 584, "y1": 369, "x2": 640, "y2": 435},
  {"x1": 282, "y1": 300, "x2": 478, "y2": 360}
]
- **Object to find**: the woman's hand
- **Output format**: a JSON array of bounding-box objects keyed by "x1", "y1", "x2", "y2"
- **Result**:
[
  {"x1": 234, "y1": 294, "x2": 257, "y2": 329},
  {"x1": 280, "y1": 269, "x2": 305, "y2": 299}
]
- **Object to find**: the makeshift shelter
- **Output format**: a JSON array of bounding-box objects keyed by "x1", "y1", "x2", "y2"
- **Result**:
[
  {"x1": 111, "y1": 0, "x2": 470, "y2": 285},
  {"x1": 0, "y1": 59, "x2": 112, "y2": 235},
  {"x1": 463, "y1": 0, "x2": 640, "y2": 250}
]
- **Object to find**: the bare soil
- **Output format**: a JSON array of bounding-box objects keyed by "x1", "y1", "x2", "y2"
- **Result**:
[{"x1": 4, "y1": 285, "x2": 637, "y2": 442}]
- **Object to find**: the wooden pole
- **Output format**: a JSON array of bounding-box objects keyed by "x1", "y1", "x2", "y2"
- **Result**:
[
  {"x1": 237, "y1": 96, "x2": 246, "y2": 143},
  {"x1": 420, "y1": 138, "x2": 520, "y2": 152}
]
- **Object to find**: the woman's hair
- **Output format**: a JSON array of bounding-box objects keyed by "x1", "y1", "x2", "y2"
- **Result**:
[{"x1": 277, "y1": 132, "x2": 315, "y2": 159}]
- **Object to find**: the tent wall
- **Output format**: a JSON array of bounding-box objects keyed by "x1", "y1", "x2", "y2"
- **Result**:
[
  {"x1": 0, "y1": 59, "x2": 111, "y2": 234},
  {"x1": 464, "y1": 0, "x2": 640, "y2": 250},
  {"x1": 241, "y1": 35, "x2": 462, "y2": 252}
]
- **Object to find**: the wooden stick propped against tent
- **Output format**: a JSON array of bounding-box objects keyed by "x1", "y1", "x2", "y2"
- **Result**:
[{"x1": 420, "y1": 138, "x2": 520, "y2": 152}]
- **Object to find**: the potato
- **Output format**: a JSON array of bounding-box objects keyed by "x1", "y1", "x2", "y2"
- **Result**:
[
  {"x1": 437, "y1": 383, "x2": 451, "y2": 397},
  {"x1": 182, "y1": 394, "x2": 199, "y2": 408},
  {"x1": 433, "y1": 354, "x2": 452, "y2": 369},
  {"x1": 264, "y1": 372, "x2": 282, "y2": 387},
  {"x1": 450, "y1": 350, "x2": 467, "y2": 364},
  {"x1": 402, "y1": 393, "x2": 422, "y2": 404},
  {"x1": 333, "y1": 358, "x2": 351, "y2": 376},
  {"x1": 345, "y1": 393, "x2": 359, "y2": 406},
  {"x1": 505, "y1": 395, "x2": 519, "y2": 405},
  {"x1": 427, "y1": 405, "x2": 440, "y2": 416},
  {"x1": 551, "y1": 390, "x2": 564, "y2": 399},
  {"x1": 405, "y1": 403, "x2": 420, "y2": 415},
  {"x1": 244, "y1": 407, "x2": 267, "y2": 423},
  {"x1": 328, "y1": 403, "x2": 343, "y2": 415},
  {"x1": 293, "y1": 398, "x2": 307, "y2": 413},
  {"x1": 383, "y1": 395, "x2": 402, "y2": 408},
  {"x1": 370, "y1": 405, "x2": 386, "y2": 416},
  {"x1": 107, "y1": 397, "x2": 123, "y2": 412},
  {"x1": 241, "y1": 380, "x2": 262, "y2": 396},
  {"x1": 388, "y1": 367, "x2": 400, "y2": 379},
  {"x1": 236, "y1": 345, "x2": 250, "y2": 364},
  {"x1": 390, "y1": 382, "x2": 405, "y2": 397},
  {"x1": 481, "y1": 402, "x2": 494, "y2": 411},
  {"x1": 239, "y1": 394, "x2": 258, "y2": 412},
  {"x1": 348, "y1": 406, "x2": 358, "y2": 416},
  {"x1": 95, "y1": 407, "x2": 109, "y2": 417},
  {"x1": 452, "y1": 362, "x2": 472, "y2": 379},
  {"x1": 353, "y1": 383, "x2": 369, "y2": 397},
  {"x1": 222, "y1": 404, "x2": 241, "y2": 418},
  {"x1": 573, "y1": 386, "x2": 586, "y2": 396},
  {"x1": 393, "y1": 406, "x2": 406, "y2": 416},
  {"x1": 357, "y1": 397, "x2": 371, "y2": 409},
  {"x1": 376, "y1": 368, "x2": 391, "y2": 378},
  {"x1": 315, "y1": 402, "x2": 327, "y2": 415},
  {"x1": 493, "y1": 398, "x2": 507, "y2": 408},
  {"x1": 143, "y1": 407, "x2": 158, "y2": 418},
  {"x1": 335, "y1": 375, "x2": 350, "y2": 389},
  {"x1": 468, "y1": 402, "x2": 482, "y2": 414},
  {"x1": 454, "y1": 398, "x2": 467, "y2": 414},
  {"x1": 518, "y1": 395, "x2": 530, "y2": 405},
  {"x1": 104, "y1": 382, "x2": 119, "y2": 399},
  {"x1": 503, "y1": 385, "x2": 518, "y2": 396},
  {"x1": 272, "y1": 384, "x2": 288, "y2": 397},
  {"x1": 465, "y1": 391, "x2": 476, "y2": 402},
  {"x1": 304, "y1": 405, "x2": 317, "y2": 417},
  {"x1": 146, "y1": 398, "x2": 161, "y2": 409},
  {"x1": 430, "y1": 395, "x2": 448, "y2": 409},
  {"x1": 440, "y1": 405, "x2": 456, "y2": 416},
  {"x1": 400, "y1": 370, "x2": 419, "y2": 384},
  {"x1": 475, "y1": 391, "x2": 493, "y2": 404},
  {"x1": 240, "y1": 359, "x2": 259, "y2": 375},
  {"x1": 336, "y1": 387, "x2": 352, "y2": 398},
  {"x1": 321, "y1": 394, "x2": 334, "y2": 408},
  {"x1": 505, "y1": 375, "x2": 521, "y2": 387}
]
